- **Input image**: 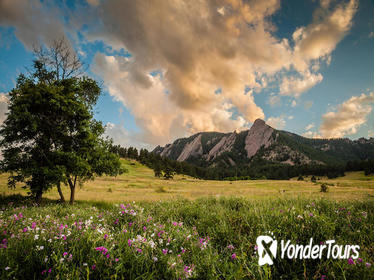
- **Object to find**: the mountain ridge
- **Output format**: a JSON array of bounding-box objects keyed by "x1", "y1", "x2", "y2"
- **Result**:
[{"x1": 153, "y1": 119, "x2": 374, "y2": 168}]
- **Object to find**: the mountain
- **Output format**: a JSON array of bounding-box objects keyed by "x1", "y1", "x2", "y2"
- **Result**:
[{"x1": 153, "y1": 119, "x2": 374, "y2": 168}]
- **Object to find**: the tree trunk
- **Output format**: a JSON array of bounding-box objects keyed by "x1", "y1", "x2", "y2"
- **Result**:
[
  {"x1": 35, "y1": 189, "x2": 43, "y2": 204},
  {"x1": 69, "y1": 186, "x2": 75, "y2": 205},
  {"x1": 67, "y1": 176, "x2": 76, "y2": 205},
  {"x1": 57, "y1": 182, "x2": 65, "y2": 203}
]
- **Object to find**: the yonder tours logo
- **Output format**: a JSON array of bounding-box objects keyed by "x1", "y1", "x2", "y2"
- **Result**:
[{"x1": 256, "y1": 233, "x2": 360, "y2": 266}]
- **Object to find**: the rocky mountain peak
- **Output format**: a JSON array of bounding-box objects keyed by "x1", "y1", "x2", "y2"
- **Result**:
[{"x1": 244, "y1": 119, "x2": 275, "y2": 159}]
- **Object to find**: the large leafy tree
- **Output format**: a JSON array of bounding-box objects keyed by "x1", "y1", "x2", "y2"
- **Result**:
[{"x1": 0, "y1": 40, "x2": 123, "y2": 204}]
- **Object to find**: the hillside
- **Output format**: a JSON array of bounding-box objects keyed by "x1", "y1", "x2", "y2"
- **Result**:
[{"x1": 153, "y1": 119, "x2": 374, "y2": 168}]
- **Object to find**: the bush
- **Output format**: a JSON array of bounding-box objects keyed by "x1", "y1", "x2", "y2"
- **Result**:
[
  {"x1": 320, "y1": 183, "x2": 328, "y2": 192},
  {"x1": 297, "y1": 175, "x2": 304, "y2": 181},
  {"x1": 311, "y1": 175, "x2": 316, "y2": 183}
]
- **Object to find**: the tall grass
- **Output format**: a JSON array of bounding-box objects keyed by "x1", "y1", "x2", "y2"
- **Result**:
[{"x1": 0, "y1": 196, "x2": 373, "y2": 279}]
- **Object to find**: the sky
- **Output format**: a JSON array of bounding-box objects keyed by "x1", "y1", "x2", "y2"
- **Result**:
[{"x1": 0, "y1": 0, "x2": 374, "y2": 149}]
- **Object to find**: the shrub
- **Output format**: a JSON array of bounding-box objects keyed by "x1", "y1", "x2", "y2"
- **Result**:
[
  {"x1": 297, "y1": 175, "x2": 304, "y2": 181},
  {"x1": 320, "y1": 183, "x2": 328, "y2": 192}
]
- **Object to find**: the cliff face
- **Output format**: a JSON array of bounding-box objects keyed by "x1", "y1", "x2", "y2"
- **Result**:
[
  {"x1": 153, "y1": 119, "x2": 374, "y2": 167},
  {"x1": 244, "y1": 119, "x2": 274, "y2": 159}
]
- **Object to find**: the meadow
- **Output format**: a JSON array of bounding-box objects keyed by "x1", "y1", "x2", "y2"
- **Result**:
[
  {"x1": 0, "y1": 159, "x2": 374, "y2": 279},
  {"x1": 1, "y1": 159, "x2": 374, "y2": 202}
]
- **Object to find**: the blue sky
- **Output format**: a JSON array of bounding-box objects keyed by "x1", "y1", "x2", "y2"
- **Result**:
[{"x1": 0, "y1": 0, "x2": 374, "y2": 148}]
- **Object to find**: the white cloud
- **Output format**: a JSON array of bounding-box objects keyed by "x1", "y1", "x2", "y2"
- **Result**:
[
  {"x1": 266, "y1": 116, "x2": 286, "y2": 129},
  {"x1": 302, "y1": 130, "x2": 322, "y2": 138},
  {"x1": 86, "y1": 0, "x2": 100, "y2": 7},
  {"x1": 104, "y1": 122, "x2": 152, "y2": 150},
  {"x1": 0, "y1": 93, "x2": 9, "y2": 125},
  {"x1": 305, "y1": 123, "x2": 315, "y2": 130},
  {"x1": 0, "y1": 0, "x2": 359, "y2": 146},
  {"x1": 320, "y1": 92, "x2": 374, "y2": 138},
  {"x1": 92, "y1": 53, "x2": 249, "y2": 146},
  {"x1": 293, "y1": 0, "x2": 358, "y2": 62},
  {"x1": 267, "y1": 93, "x2": 282, "y2": 107},
  {"x1": 279, "y1": 71, "x2": 323, "y2": 98},
  {"x1": 0, "y1": 0, "x2": 67, "y2": 49}
]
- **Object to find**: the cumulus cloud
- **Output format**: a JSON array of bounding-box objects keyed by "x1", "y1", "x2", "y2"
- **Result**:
[
  {"x1": 92, "y1": 53, "x2": 248, "y2": 145},
  {"x1": 0, "y1": 0, "x2": 359, "y2": 146},
  {"x1": 293, "y1": 0, "x2": 358, "y2": 63},
  {"x1": 104, "y1": 122, "x2": 152, "y2": 150},
  {"x1": 278, "y1": 0, "x2": 357, "y2": 98},
  {"x1": 266, "y1": 116, "x2": 286, "y2": 129},
  {"x1": 302, "y1": 130, "x2": 322, "y2": 138},
  {"x1": 0, "y1": 0, "x2": 67, "y2": 49},
  {"x1": 267, "y1": 93, "x2": 282, "y2": 107},
  {"x1": 279, "y1": 71, "x2": 323, "y2": 97},
  {"x1": 305, "y1": 123, "x2": 315, "y2": 131},
  {"x1": 0, "y1": 93, "x2": 9, "y2": 125},
  {"x1": 86, "y1": 0, "x2": 100, "y2": 7},
  {"x1": 320, "y1": 92, "x2": 374, "y2": 138}
]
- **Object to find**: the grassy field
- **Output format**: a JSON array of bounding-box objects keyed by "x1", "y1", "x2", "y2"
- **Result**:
[
  {"x1": 1, "y1": 159, "x2": 373, "y2": 202},
  {"x1": 1, "y1": 159, "x2": 374, "y2": 279}
]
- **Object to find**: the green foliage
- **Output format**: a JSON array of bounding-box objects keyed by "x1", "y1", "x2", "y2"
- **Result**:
[
  {"x1": 163, "y1": 165, "x2": 174, "y2": 180},
  {"x1": 0, "y1": 60, "x2": 123, "y2": 203},
  {"x1": 0, "y1": 197, "x2": 373, "y2": 279},
  {"x1": 320, "y1": 183, "x2": 329, "y2": 193}
]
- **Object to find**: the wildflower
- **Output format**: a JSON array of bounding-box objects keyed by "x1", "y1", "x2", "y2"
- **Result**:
[
  {"x1": 34, "y1": 235, "x2": 39, "y2": 240},
  {"x1": 63, "y1": 252, "x2": 68, "y2": 256},
  {"x1": 48, "y1": 268, "x2": 52, "y2": 273},
  {"x1": 358, "y1": 258, "x2": 363, "y2": 263},
  {"x1": 162, "y1": 249, "x2": 168, "y2": 255},
  {"x1": 348, "y1": 258, "x2": 355, "y2": 265},
  {"x1": 231, "y1": 253, "x2": 237, "y2": 260},
  {"x1": 321, "y1": 275, "x2": 327, "y2": 280},
  {"x1": 227, "y1": 244, "x2": 235, "y2": 251},
  {"x1": 153, "y1": 256, "x2": 158, "y2": 262},
  {"x1": 44, "y1": 256, "x2": 48, "y2": 262},
  {"x1": 254, "y1": 245, "x2": 258, "y2": 251},
  {"x1": 23, "y1": 228, "x2": 28, "y2": 232},
  {"x1": 5, "y1": 267, "x2": 10, "y2": 271},
  {"x1": 91, "y1": 265, "x2": 96, "y2": 270},
  {"x1": 366, "y1": 263, "x2": 372, "y2": 268},
  {"x1": 297, "y1": 215, "x2": 303, "y2": 219},
  {"x1": 143, "y1": 226, "x2": 147, "y2": 231},
  {"x1": 128, "y1": 239, "x2": 132, "y2": 247},
  {"x1": 309, "y1": 213, "x2": 314, "y2": 217},
  {"x1": 104, "y1": 234, "x2": 108, "y2": 240},
  {"x1": 41, "y1": 270, "x2": 46, "y2": 275},
  {"x1": 83, "y1": 263, "x2": 87, "y2": 266},
  {"x1": 115, "y1": 258, "x2": 119, "y2": 262}
]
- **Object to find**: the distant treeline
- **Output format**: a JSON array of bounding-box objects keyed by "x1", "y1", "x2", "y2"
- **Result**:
[{"x1": 110, "y1": 145, "x2": 374, "y2": 180}]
